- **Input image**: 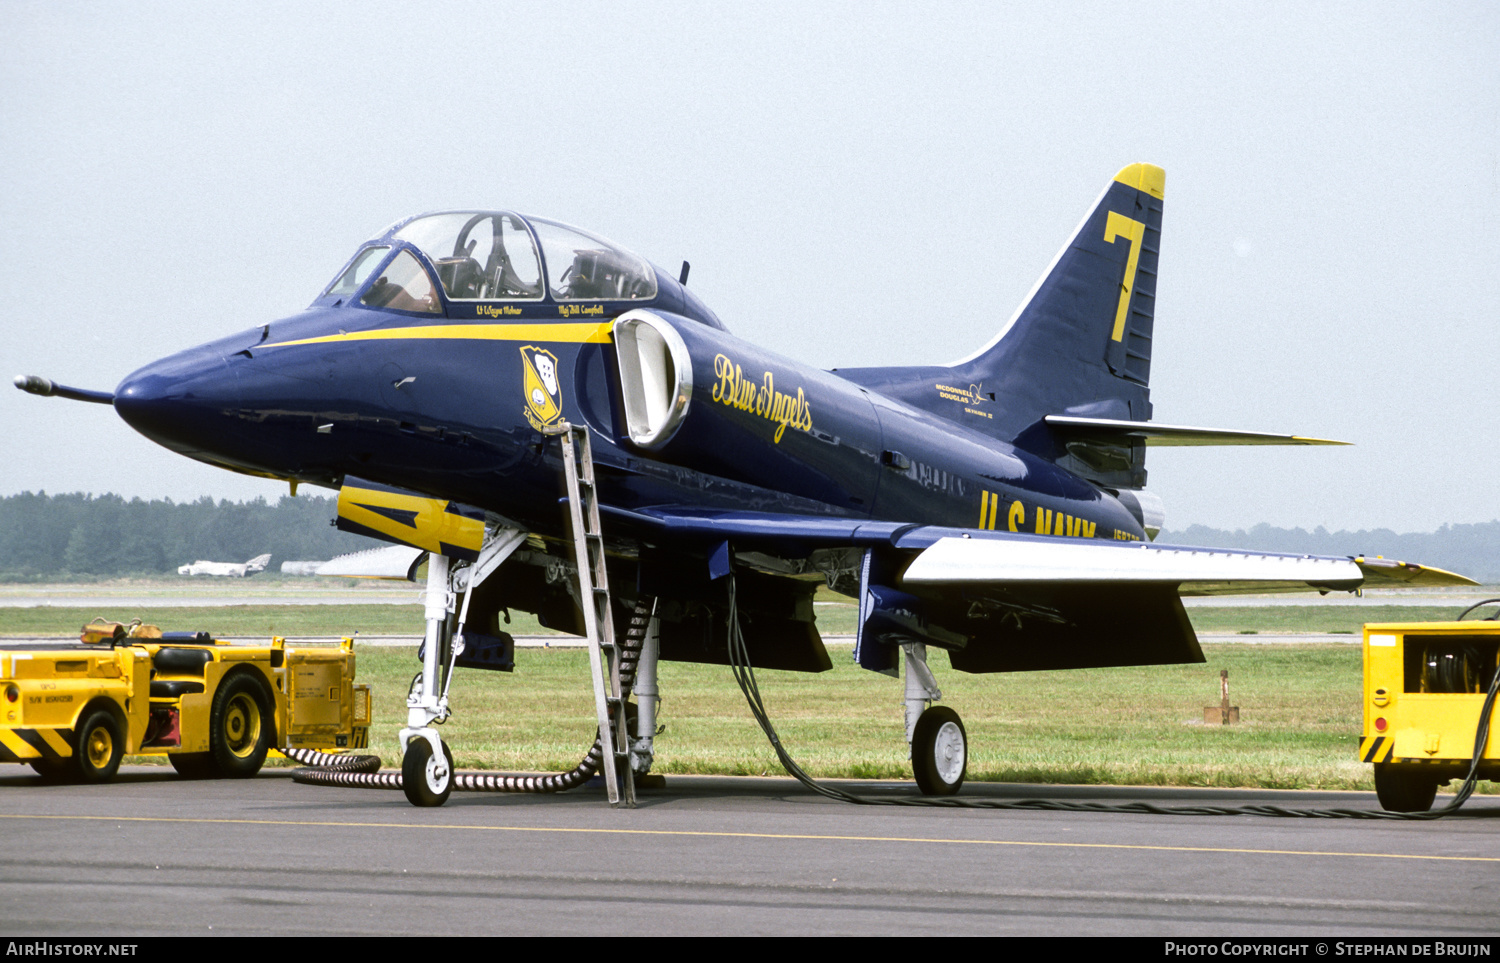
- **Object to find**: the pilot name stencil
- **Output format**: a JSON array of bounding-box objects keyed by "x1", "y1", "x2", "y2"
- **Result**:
[{"x1": 712, "y1": 353, "x2": 814, "y2": 444}]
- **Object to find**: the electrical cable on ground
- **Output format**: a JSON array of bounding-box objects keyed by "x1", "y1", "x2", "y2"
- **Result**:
[{"x1": 727, "y1": 582, "x2": 1500, "y2": 819}]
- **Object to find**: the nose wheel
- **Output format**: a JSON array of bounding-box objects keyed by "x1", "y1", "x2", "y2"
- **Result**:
[
  {"x1": 911, "y1": 705, "x2": 967, "y2": 796},
  {"x1": 402, "y1": 735, "x2": 454, "y2": 807}
]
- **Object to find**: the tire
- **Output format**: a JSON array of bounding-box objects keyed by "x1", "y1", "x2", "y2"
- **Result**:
[
  {"x1": 1374, "y1": 764, "x2": 1439, "y2": 813},
  {"x1": 72, "y1": 709, "x2": 124, "y2": 784},
  {"x1": 208, "y1": 673, "x2": 272, "y2": 778},
  {"x1": 402, "y1": 735, "x2": 454, "y2": 807},
  {"x1": 168, "y1": 752, "x2": 216, "y2": 779},
  {"x1": 912, "y1": 705, "x2": 967, "y2": 796},
  {"x1": 28, "y1": 755, "x2": 72, "y2": 781}
]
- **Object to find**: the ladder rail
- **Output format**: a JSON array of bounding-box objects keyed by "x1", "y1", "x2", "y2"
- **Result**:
[{"x1": 551, "y1": 422, "x2": 634, "y2": 807}]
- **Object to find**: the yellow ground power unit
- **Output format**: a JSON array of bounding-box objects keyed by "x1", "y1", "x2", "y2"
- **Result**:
[
  {"x1": 1361, "y1": 621, "x2": 1500, "y2": 812},
  {"x1": 0, "y1": 628, "x2": 372, "y2": 783}
]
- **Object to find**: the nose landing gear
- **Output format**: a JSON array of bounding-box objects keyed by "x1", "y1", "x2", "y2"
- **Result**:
[{"x1": 402, "y1": 733, "x2": 454, "y2": 807}]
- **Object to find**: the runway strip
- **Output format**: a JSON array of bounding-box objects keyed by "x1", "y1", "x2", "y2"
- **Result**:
[
  {"x1": 2, "y1": 770, "x2": 1497, "y2": 936},
  {"x1": 3, "y1": 809, "x2": 1496, "y2": 863}
]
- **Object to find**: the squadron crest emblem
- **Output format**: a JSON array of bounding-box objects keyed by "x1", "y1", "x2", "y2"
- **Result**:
[{"x1": 520, "y1": 345, "x2": 562, "y2": 431}]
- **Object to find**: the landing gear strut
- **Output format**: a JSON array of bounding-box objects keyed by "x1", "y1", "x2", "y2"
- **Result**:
[
  {"x1": 400, "y1": 552, "x2": 456, "y2": 806},
  {"x1": 903, "y1": 642, "x2": 966, "y2": 795}
]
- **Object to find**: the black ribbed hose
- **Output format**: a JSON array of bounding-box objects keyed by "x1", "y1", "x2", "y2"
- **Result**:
[{"x1": 290, "y1": 598, "x2": 653, "y2": 793}]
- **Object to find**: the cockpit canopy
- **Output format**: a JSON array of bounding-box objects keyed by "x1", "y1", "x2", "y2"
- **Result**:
[{"x1": 322, "y1": 211, "x2": 659, "y2": 313}]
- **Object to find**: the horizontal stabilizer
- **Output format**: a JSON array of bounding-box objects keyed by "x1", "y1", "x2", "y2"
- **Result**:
[{"x1": 1044, "y1": 416, "x2": 1347, "y2": 447}]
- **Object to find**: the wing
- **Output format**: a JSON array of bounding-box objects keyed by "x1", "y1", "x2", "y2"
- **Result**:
[
  {"x1": 619, "y1": 505, "x2": 1470, "y2": 592},
  {"x1": 613, "y1": 506, "x2": 1474, "y2": 674}
]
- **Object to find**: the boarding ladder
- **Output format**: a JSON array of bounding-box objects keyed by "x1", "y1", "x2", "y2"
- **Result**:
[{"x1": 547, "y1": 422, "x2": 635, "y2": 807}]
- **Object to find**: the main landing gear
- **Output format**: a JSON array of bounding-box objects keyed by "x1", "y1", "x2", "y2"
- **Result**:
[{"x1": 903, "y1": 642, "x2": 967, "y2": 795}]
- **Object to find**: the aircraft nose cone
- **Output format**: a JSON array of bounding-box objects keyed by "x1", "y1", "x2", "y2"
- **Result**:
[{"x1": 114, "y1": 346, "x2": 239, "y2": 460}]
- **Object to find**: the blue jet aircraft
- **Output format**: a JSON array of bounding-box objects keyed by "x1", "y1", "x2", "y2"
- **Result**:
[{"x1": 17, "y1": 164, "x2": 1472, "y2": 805}]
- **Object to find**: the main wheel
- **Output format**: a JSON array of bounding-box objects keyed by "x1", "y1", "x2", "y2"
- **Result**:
[
  {"x1": 209, "y1": 674, "x2": 271, "y2": 778},
  {"x1": 72, "y1": 709, "x2": 124, "y2": 784},
  {"x1": 402, "y1": 735, "x2": 454, "y2": 807},
  {"x1": 912, "y1": 705, "x2": 967, "y2": 796},
  {"x1": 1374, "y1": 764, "x2": 1439, "y2": 813}
]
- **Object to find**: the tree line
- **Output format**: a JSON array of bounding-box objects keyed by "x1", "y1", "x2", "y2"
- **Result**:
[
  {"x1": 1, "y1": 489, "x2": 1495, "y2": 583},
  {"x1": 1159, "y1": 521, "x2": 1500, "y2": 584},
  {"x1": 0, "y1": 491, "x2": 373, "y2": 580}
]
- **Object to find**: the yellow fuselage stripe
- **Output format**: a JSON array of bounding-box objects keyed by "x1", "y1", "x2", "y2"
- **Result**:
[{"x1": 264, "y1": 322, "x2": 614, "y2": 350}]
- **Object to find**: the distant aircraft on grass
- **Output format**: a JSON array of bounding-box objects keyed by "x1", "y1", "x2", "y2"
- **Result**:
[{"x1": 176, "y1": 553, "x2": 272, "y2": 577}]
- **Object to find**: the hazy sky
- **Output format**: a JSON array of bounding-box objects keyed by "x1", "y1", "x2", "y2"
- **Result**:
[{"x1": 3, "y1": 2, "x2": 1496, "y2": 535}]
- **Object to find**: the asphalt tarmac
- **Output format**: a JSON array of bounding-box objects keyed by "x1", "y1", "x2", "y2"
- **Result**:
[{"x1": 1, "y1": 766, "x2": 1496, "y2": 937}]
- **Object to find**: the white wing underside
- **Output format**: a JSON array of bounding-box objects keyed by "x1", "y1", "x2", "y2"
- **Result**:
[{"x1": 901, "y1": 536, "x2": 1470, "y2": 596}]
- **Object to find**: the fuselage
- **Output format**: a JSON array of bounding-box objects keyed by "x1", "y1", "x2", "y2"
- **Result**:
[{"x1": 112, "y1": 211, "x2": 1147, "y2": 550}]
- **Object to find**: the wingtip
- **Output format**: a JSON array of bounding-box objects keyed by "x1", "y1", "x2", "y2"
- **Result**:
[{"x1": 1354, "y1": 556, "x2": 1480, "y2": 587}]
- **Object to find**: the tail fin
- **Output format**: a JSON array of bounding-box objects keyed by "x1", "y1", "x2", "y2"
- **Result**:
[
  {"x1": 840, "y1": 164, "x2": 1165, "y2": 487},
  {"x1": 955, "y1": 162, "x2": 1163, "y2": 414}
]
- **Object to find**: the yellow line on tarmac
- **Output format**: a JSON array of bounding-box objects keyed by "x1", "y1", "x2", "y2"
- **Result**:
[{"x1": 0, "y1": 813, "x2": 1493, "y2": 864}]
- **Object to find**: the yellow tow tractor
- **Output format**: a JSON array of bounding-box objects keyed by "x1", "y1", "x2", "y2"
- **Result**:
[
  {"x1": 1360, "y1": 615, "x2": 1500, "y2": 812},
  {"x1": 0, "y1": 620, "x2": 371, "y2": 782}
]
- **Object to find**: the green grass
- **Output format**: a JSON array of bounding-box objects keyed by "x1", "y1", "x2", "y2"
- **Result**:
[
  {"x1": 1184, "y1": 605, "x2": 1468, "y2": 634},
  {"x1": 0, "y1": 605, "x2": 556, "y2": 638},
  {"x1": 296, "y1": 642, "x2": 1493, "y2": 794},
  {"x1": 6, "y1": 600, "x2": 1487, "y2": 792}
]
